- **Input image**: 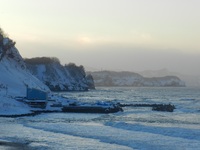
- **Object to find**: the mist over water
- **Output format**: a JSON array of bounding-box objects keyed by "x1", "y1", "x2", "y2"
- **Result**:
[
  {"x1": 1, "y1": 0, "x2": 200, "y2": 77},
  {"x1": 19, "y1": 42, "x2": 200, "y2": 76}
]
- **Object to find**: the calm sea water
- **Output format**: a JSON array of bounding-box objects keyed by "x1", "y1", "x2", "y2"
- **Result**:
[{"x1": 0, "y1": 87, "x2": 200, "y2": 150}]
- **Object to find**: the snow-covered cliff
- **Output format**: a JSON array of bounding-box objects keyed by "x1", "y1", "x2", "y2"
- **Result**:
[
  {"x1": 25, "y1": 58, "x2": 95, "y2": 91},
  {"x1": 89, "y1": 71, "x2": 185, "y2": 87},
  {"x1": 0, "y1": 29, "x2": 95, "y2": 115},
  {"x1": 0, "y1": 34, "x2": 49, "y2": 97},
  {"x1": 139, "y1": 69, "x2": 200, "y2": 87}
]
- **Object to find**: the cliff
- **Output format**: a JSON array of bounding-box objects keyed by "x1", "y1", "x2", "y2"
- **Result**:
[
  {"x1": 0, "y1": 33, "x2": 49, "y2": 97},
  {"x1": 25, "y1": 58, "x2": 95, "y2": 91},
  {"x1": 139, "y1": 69, "x2": 200, "y2": 87},
  {"x1": 0, "y1": 29, "x2": 95, "y2": 115},
  {"x1": 89, "y1": 71, "x2": 185, "y2": 87}
]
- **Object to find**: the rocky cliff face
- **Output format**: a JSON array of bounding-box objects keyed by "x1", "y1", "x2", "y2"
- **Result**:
[
  {"x1": 139, "y1": 69, "x2": 200, "y2": 87},
  {"x1": 89, "y1": 71, "x2": 185, "y2": 87},
  {"x1": 0, "y1": 33, "x2": 49, "y2": 96},
  {"x1": 86, "y1": 74, "x2": 96, "y2": 89},
  {"x1": 25, "y1": 58, "x2": 95, "y2": 91}
]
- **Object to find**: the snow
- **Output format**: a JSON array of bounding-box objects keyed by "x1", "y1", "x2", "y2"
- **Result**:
[
  {"x1": 0, "y1": 95, "x2": 31, "y2": 115},
  {"x1": 36, "y1": 64, "x2": 46, "y2": 79},
  {"x1": 0, "y1": 47, "x2": 49, "y2": 96},
  {"x1": 91, "y1": 71, "x2": 185, "y2": 87},
  {"x1": 0, "y1": 117, "x2": 132, "y2": 150},
  {"x1": 0, "y1": 36, "x2": 50, "y2": 115},
  {"x1": 1, "y1": 87, "x2": 200, "y2": 149},
  {"x1": 5, "y1": 107, "x2": 197, "y2": 150},
  {"x1": 0, "y1": 34, "x2": 198, "y2": 149},
  {"x1": 26, "y1": 60, "x2": 91, "y2": 91}
]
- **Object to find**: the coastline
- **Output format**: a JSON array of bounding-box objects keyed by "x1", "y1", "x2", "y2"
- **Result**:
[
  {"x1": 0, "y1": 141, "x2": 31, "y2": 150},
  {"x1": 0, "y1": 110, "x2": 61, "y2": 118}
]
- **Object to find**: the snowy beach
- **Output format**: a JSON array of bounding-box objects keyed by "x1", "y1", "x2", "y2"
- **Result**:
[
  {"x1": 1, "y1": 1, "x2": 200, "y2": 149},
  {"x1": 1, "y1": 87, "x2": 200, "y2": 150}
]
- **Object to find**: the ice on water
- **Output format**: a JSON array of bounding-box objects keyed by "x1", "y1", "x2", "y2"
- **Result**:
[{"x1": 0, "y1": 87, "x2": 200, "y2": 149}]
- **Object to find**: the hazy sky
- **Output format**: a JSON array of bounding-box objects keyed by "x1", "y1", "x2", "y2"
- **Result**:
[{"x1": 0, "y1": 0, "x2": 200, "y2": 75}]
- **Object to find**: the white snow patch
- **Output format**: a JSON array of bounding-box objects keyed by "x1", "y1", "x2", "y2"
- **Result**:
[{"x1": 0, "y1": 95, "x2": 31, "y2": 115}]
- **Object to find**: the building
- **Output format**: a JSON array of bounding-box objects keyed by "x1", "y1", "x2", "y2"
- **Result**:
[
  {"x1": 26, "y1": 88, "x2": 47, "y2": 108},
  {"x1": 27, "y1": 88, "x2": 47, "y2": 100}
]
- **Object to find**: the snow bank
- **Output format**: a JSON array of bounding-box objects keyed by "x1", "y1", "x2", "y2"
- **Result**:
[
  {"x1": 0, "y1": 33, "x2": 50, "y2": 115},
  {"x1": 0, "y1": 95, "x2": 31, "y2": 115},
  {"x1": 0, "y1": 37, "x2": 49, "y2": 97}
]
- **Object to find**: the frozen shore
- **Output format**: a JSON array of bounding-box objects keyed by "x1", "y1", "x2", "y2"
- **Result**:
[
  {"x1": 1, "y1": 87, "x2": 200, "y2": 150},
  {"x1": 0, "y1": 140, "x2": 31, "y2": 150},
  {"x1": 0, "y1": 94, "x2": 124, "y2": 117},
  {"x1": 0, "y1": 95, "x2": 62, "y2": 117},
  {"x1": 0, "y1": 95, "x2": 31, "y2": 116}
]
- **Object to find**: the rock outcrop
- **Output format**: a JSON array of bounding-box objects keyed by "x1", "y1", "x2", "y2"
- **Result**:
[
  {"x1": 25, "y1": 58, "x2": 95, "y2": 91},
  {"x1": 89, "y1": 71, "x2": 185, "y2": 87},
  {"x1": 0, "y1": 32, "x2": 49, "y2": 96}
]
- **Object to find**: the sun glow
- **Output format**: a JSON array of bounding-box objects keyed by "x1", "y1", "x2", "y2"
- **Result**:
[{"x1": 78, "y1": 36, "x2": 92, "y2": 45}]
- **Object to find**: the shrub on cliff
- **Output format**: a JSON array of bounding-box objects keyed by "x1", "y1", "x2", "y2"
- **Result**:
[
  {"x1": 0, "y1": 27, "x2": 8, "y2": 38},
  {"x1": 25, "y1": 57, "x2": 60, "y2": 65}
]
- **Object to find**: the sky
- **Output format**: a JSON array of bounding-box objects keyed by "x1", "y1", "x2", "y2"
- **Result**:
[{"x1": 0, "y1": 0, "x2": 200, "y2": 75}]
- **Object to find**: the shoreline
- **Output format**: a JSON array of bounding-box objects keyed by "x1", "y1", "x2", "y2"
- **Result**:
[
  {"x1": 0, "y1": 102, "x2": 175, "y2": 118},
  {"x1": 0, "y1": 141, "x2": 31, "y2": 150},
  {"x1": 0, "y1": 110, "x2": 61, "y2": 118}
]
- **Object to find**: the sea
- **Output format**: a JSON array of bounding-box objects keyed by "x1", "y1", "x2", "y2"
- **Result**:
[{"x1": 0, "y1": 87, "x2": 200, "y2": 150}]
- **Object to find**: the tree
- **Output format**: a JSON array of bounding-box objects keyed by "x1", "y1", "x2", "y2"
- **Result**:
[{"x1": 0, "y1": 27, "x2": 8, "y2": 38}]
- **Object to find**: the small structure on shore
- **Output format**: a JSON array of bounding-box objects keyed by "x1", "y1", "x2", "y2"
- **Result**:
[
  {"x1": 24, "y1": 88, "x2": 48, "y2": 108},
  {"x1": 26, "y1": 88, "x2": 47, "y2": 100}
]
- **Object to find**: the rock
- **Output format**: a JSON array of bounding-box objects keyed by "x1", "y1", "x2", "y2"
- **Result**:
[
  {"x1": 0, "y1": 36, "x2": 49, "y2": 96},
  {"x1": 89, "y1": 71, "x2": 185, "y2": 87},
  {"x1": 86, "y1": 74, "x2": 95, "y2": 89},
  {"x1": 25, "y1": 58, "x2": 96, "y2": 91}
]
